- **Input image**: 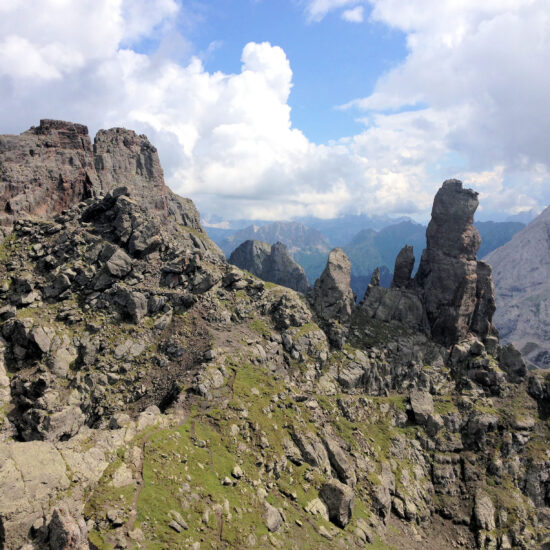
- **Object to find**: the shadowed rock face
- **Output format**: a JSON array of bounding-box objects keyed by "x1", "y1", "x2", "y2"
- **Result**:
[
  {"x1": 229, "y1": 240, "x2": 310, "y2": 293},
  {"x1": 0, "y1": 120, "x2": 97, "y2": 226},
  {"x1": 415, "y1": 179, "x2": 495, "y2": 346},
  {"x1": 391, "y1": 245, "x2": 415, "y2": 288}
]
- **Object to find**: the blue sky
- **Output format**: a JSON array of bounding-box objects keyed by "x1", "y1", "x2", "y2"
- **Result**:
[
  {"x1": 179, "y1": 1, "x2": 407, "y2": 144},
  {"x1": 0, "y1": 0, "x2": 549, "y2": 221}
]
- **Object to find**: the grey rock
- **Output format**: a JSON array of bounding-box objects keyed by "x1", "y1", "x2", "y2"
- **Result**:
[
  {"x1": 311, "y1": 248, "x2": 354, "y2": 347},
  {"x1": 290, "y1": 429, "x2": 331, "y2": 474},
  {"x1": 415, "y1": 179, "x2": 497, "y2": 345},
  {"x1": 473, "y1": 490, "x2": 496, "y2": 531},
  {"x1": 319, "y1": 479, "x2": 354, "y2": 527},
  {"x1": 322, "y1": 436, "x2": 357, "y2": 486},
  {"x1": 229, "y1": 240, "x2": 310, "y2": 293},
  {"x1": 105, "y1": 248, "x2": 133, "y2": 278},
  {"x1": 48, "y1": 506, "x2": 88, "y2": 550},
  {"x1": 486, "y1": 204, "x2": 550, "y2": 368},
  {"x1": 264, "y1": 502, "x2": 283, "y2": 532},
  {"x1": 409, "y1": 389, "x2": 434, "y2": 425},
  {"x1": 499, "y1": 343, "x2": 527, "y2": 383},
  {"x1": 391, "y1": 245, "x2": 415, "y2": 288}
]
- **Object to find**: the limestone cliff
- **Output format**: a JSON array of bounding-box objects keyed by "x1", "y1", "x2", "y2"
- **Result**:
[{"x1": 486, "y1": 205, "x2": 550, "y2": 367}]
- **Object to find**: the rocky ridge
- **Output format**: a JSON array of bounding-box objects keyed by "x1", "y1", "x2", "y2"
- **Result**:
[
  {"x1": 0, "y1": 119, "x2": 207, "y2": 236},
  {"x1": 229, "y1": 240, "x2": 310, "y2": 293},
  {"x1": 0, "y1": 124, "x2": 548, "y2": 550}
]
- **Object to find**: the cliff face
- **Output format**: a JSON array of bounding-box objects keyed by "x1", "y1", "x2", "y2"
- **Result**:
[
  {"x1": 415, "y1": 179, "x2": 497, "y2": 346},
  {"x1": 0, "y1": 120, "x2": 206, "y2": 236},
  {"x1": 0, "y1": 125, "x2": 548, "y2": 550},
  {"x1": 0, "y1": 120, "x2": 98, "y2": 227},
  {"x1": 486, "y1": 205, "x2": 550, "y2": 367},
  {"x1": 228, "y1": 239, "x2": 310, "y2": 293}
]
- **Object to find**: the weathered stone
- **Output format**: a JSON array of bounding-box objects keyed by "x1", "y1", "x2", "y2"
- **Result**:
[
  {"x1": 409, "y1": 389, "x2": 434, "y2": 426},
  {"x1": 473, "y1": 490, "x2": 496, "y2": 531},
  {"x1": 319, "y1": 479, "x2": 354, "y2": 528},
  {"x1": 0, "y1": 120, "x2": 97, "y2": 227},
  {"x1": 322, "y1": 436, "x2": 357, "y2": 486},
  {"x1": 498, "y1": 343, "x2": 527, "y2": 383},
  {"x1": 290, "y1": 429, "x2": 331, "y2": 474},
  {"x1": 415, "y1": 179, "x2": 496, "y2": 345},
  {"x1": 105, "y1": 248, "x2": 133, "y2": 278},
  {"x1": 311, "y1": 248, "x2": 354, "y2": 347},
  {"x1": 264, "y1": 502, "x2": 283, "y2": 532},
  {"x1": 391, "y1": 245, "x2": 415, "y2": 288},
  {"x1": 48, "y1": 507, "x2": 88, "y2": 550}
]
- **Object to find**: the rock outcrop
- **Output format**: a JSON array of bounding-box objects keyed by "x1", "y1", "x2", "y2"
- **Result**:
[
  {"x1": 415, "y1": 179, "x2": 496, "y2": 346},
  {"x1": 0, "y1": 120, "x2": 97, "y2": 228},
  {"x1": 229, "y1": 240, "x2": 310, "y2": 293},
  {"x1": 310, "y1": 248, "x2": 355, "y2": 347},
  {"x1": 0, "y1": 120, "x2": 209, "y2": 239},
  {"x1": 94, "y1": 128, "x2": 203, "y2": 230},
  {"x1": 485, "y1": 205, "x2": 550, "y2": 367},
  {"x1": 360, "y1": 180, "x2": 497, "y2": 348}
]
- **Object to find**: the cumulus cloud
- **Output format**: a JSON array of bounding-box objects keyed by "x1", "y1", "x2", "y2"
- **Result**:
[
  {"x1": 0, "y1": 0, "x2": 548, "y2": 221},
  {"x1": 338, "y1": 0, "x2": 550, "y2": 215},
  {"x1": 341, "y1": 6, "x2": 364, "y2": 22}
]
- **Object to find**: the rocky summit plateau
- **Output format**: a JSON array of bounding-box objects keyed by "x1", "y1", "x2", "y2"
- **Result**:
[{"x1": 0, "y1": 120, "x2": 549, "y2": 550}]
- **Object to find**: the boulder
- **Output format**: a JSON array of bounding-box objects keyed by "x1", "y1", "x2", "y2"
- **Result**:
[
  {"x1": 263, "y1": 502, "x2": 283, "y2": 533},
  {"x1": 319, "y1": 479, "x2": 354, "y2": 528},
  {"x1": 409, "y1": 389, "x2": 434, "y2": 425}
]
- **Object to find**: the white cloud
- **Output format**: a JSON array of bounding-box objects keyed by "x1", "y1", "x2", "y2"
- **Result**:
[
  {"x1": 341, "y1": 6, "x2": 364, "y2": 22},
  {"x1": 339, "y1": 0, "x2": 550, "y2": 215},
  {"x1": 0, "y1": 0, "x2": 548, "y2": 221},
  {"x1": 304, "y1": 0, "x2": 362, "y2": 22}
]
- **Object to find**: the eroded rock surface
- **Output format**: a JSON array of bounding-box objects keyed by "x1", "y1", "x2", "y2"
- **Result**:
[{"x1": 0, "y1": 120, "x2": 97, "y2": 227}]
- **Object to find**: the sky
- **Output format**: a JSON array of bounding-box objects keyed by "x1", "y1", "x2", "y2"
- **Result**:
[{"x1": 0, "y1": 0, "x2": 549, "y2": 222}]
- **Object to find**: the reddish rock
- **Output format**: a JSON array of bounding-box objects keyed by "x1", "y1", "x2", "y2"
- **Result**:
[{"x1": 0, "y1": 119, "x2": 97, "y2": 226}]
